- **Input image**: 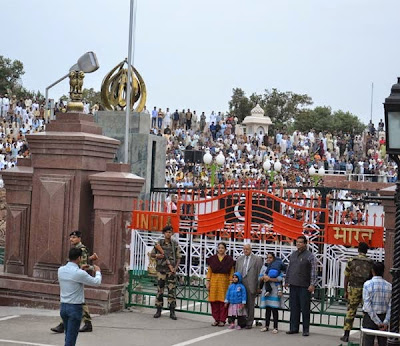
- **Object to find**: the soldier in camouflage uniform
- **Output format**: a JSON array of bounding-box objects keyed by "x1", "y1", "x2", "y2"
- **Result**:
[
  {"x1": 51, "y1": 231, "x2": 98, "y2": 334},
  {"x1": 340, "y1": 242, "x2": 373, "y2": 342},
  {"x1": 151, "y1": 225, "x2": 181, "y2": 320}
]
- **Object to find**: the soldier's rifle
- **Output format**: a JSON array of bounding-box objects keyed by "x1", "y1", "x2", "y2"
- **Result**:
[{"x1": 155, "y1": 243, "x2": 175, "y2": 273}]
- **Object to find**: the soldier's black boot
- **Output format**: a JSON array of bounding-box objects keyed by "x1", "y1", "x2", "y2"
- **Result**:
[
  {"x1": 340, "y1": 330, "x2": 350, "y2": 342},
  {"x1": 50, "y1": 322, "x2": 64, "y2": 333},
  {"x1": 170, "y1": 307, "x2": 177, "y2": 320},
  {"x1": 153, "y1": 307, "x2": 162, "y2": 318},
  {"x1": 79, "y1": 321, "x2": 93, "y2": 332}
]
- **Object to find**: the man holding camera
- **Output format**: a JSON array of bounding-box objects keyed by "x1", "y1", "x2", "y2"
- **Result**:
[
  {"x1": 51, "y1": 231, "x2": 98, "y2": 334},
  {"x1": 58, "y1": 247, "x2": 102, "y2": 346}
]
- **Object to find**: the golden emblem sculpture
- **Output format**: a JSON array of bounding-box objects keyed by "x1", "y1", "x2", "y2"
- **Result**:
[
  {"x1": 100, "y1": 59, "x2": 146, "y2": 112},
  {"x1": 67, "y1": 70, "x2": 85, "y2": 112}
]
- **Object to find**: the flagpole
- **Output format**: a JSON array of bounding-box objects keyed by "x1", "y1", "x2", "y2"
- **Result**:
[
  {"x1": 125, "y1": 0, "x2": 136, "y2": 164},
  {"x1": 370, "y1": 82, "x2": 374, "y2": 123}
]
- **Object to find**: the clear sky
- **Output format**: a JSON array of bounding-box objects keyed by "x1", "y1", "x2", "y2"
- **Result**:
[{"x1": 3, "y1": 0, "x2": 400, "y2": 125}]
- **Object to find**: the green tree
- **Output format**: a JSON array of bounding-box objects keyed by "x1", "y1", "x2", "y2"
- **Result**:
[
  {"x1": 82, "y1": 88, "x2": 102, "y2": 105},
  {"x1": 228, "y1": 88, "x2": 253, "y2": 122},
  {"x1": 292, "y1": 106, "x2": 333, "y2": 133},
  {"x1": 262, "y1": 88, "x2": 313, "y2": 132},
  {"x1": 249, "y1": 92, "x2": 263, "y2": 107},
  {"x1": 228, "y1": 87, "x2": 366, "y2": 134},
  {"x1": 332, "y1": 110, "x2": 365, "y2": 134},
  {"x1": 13, "y1": 86, "x2": 44, "y2": 101},
  {"x1": 0, "y1": 56, "x2": 25, "y2": 95},
  {"x1": 292, "y1": 106, "x2": 366, "y2": 134},
  {"x1": 60, "y1": 94, "x2": 69, "y2": 102}
]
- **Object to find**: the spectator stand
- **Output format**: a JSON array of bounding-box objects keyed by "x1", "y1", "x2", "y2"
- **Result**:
[{"x1": 127, "y1": 184, "x2": 384, "y2": 329}]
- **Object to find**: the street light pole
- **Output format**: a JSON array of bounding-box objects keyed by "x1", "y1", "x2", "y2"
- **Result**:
[
  {"x1": 125, "y1": 0, "x2": 136, "y2": 164},
  {"x1": 44, "y1": 52, "x2": 99, "y2": 122},
  {"x1": 45, "y1": 73, "x2": 69, "y2": 121},
  {"x1": 384, "y1": 77, "x2": 400, "y2": 345},
  {"x1": 203, "y1": 151, "x2": 225, "y2": 187},
  {"x1": 389, "y1": 155, "x2": 400, "y2": 346}
]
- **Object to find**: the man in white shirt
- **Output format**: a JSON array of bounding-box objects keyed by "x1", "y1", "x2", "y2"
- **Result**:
[
  {"x1": 308, "y1": 130, "x2": 315, "y2": 144},
  {"x1": 83, "y1": 102, "x2": 90, "y2": 114},
  {"x1": 362, "y1": 262, "x2": 391, "y2": 346},
  {"x1": 142, "y1": 105, "x2": 150, "y2": 115},
  {"x1": 32, "y1": 100, "x2": 39, "y2": 112},
  {"x1": 151, "y1": 106, "x2": 158, "y2": 128},
  {"x1": 209, "y1": 111, "x2": 216, "y2": 126},
  {"x1": 25, "y1": 98, "x2": 32, "y2": 110},
  {"x1": 2, "y1": 94, "x2": 9, "y2": 117},
  {"x1": 164, "y1": 107, "x2": 171, "y2": 128},
  {"x1": 58, "y1": 247, "x2": 102, "y2": 346}
]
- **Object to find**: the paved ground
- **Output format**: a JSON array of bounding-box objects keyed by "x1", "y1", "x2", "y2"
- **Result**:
[{"x1": 0, "y1": 306, "x2": 359, "y2": 346}]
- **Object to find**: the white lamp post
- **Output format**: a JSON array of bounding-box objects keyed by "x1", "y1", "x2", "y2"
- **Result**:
[
  {"x1": 216, "y1": 152, "x2": 225, "y2": 166},
  {"x1": 263, "y1": 160, "x2": 271, "y2": 172},
  {"x1": 45, "y1": 51, "x2": 99, "y2": 121},
  {"x1": 203, "y1": 152, "x2": 212, "y2": 165},
  {"x1": 264, "y1": 159, "x2": 281, "y2": 183},
  {"x1": 274, "y1": 160, "x2": 282, "y2": 172},
  {"x1": 203, "y1": 151, "x2": 225, "y2": 186}
]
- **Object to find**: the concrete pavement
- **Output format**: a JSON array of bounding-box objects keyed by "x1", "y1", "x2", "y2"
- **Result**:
[{"x1": 0, "y1": 306, "x2": 358, "y2": 346}]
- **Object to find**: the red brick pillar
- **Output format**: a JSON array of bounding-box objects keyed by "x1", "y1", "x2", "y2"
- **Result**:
[
  {"x1": 2, "y1": 159, "x2": 33, "y2": 275},
  {"x1": 380, "y1": 185, "x2": 396, "y2": 281},
  {"x1": 25, "y1": 113, "x2": 119, "y2": 280},
  {"x1": 89, "y1": 163, "x2": 145, "y2": 286}
]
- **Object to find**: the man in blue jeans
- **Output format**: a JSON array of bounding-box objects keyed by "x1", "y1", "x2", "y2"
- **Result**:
[
  {"x1": 285, "y1": 235, "x2": 317, "y2": 337},
  {"x1": 58, "y1": 247, "x2": 102, "y2": 346}
]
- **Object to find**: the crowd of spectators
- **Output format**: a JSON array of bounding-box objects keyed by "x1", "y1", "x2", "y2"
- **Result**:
[
  {"x1": 0, "y1": 96, "x2": 395, "y2": 191},
  {"x1": 140, "y1": 107, "x2": 389, "y2": 227},
  {"x1": 0, "y1": 93, "x2": 46, "y2": 171},
  {"x1": 143, "y1": 107, "x2": 394, "y2": 189},
  {"x1": 0, "y1": 96, "x2": 388, "y2": 227},
  {"x1": 0, "y1": 94, "x2": 102, "y2": 173}
]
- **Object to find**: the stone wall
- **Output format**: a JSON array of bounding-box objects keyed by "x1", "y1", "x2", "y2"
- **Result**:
[
  {"x1": 324, "y1": 174, "x2": 394, "y2": 191},
  {"x1": 96, "y1": 111, "x2": 166, "y2": 197}
]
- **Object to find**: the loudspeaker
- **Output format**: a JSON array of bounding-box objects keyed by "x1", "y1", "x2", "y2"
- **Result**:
[
  {"x1": 184, "y1": 150, "x2": 204, "y2": 163},
  {"x1": 184, "y1": 150, "x2": 194, "y2": 162},
  {"x1": 194, "y1": 150, "x2": 204, "y2": 164}
]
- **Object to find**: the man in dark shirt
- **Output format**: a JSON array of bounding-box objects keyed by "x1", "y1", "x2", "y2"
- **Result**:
[
  {"x1": 210, "y1": 122, "x2": 217, "y2": 141},
  {"x1": 172, "y1": 110, "x2": 179, "y2": 130},
  {"x1": 185, "y1": 109, "x2": 193, "y2": 130},
  {"x1": 164, "y1": 125, "x2": 172, "y2": 135},
  {"x1": 285, "y1": 235, "x2": 317, "y2": 336}
]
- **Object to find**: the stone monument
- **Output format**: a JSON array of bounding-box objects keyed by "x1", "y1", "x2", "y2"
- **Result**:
[
  {"x1": 242, "y1": 104, "x2": 272, "y2": 138},
  {"x1": 0, "y1": 69, "x2": 145, "y2": 313},
  {"x1": 97, "y1": 60, "x2": 166, "y2": 196}
]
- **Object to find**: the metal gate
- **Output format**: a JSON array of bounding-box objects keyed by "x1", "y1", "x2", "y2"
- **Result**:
[{"x1": 127, "y1": 187, "x2": 385, "y2": 329}]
